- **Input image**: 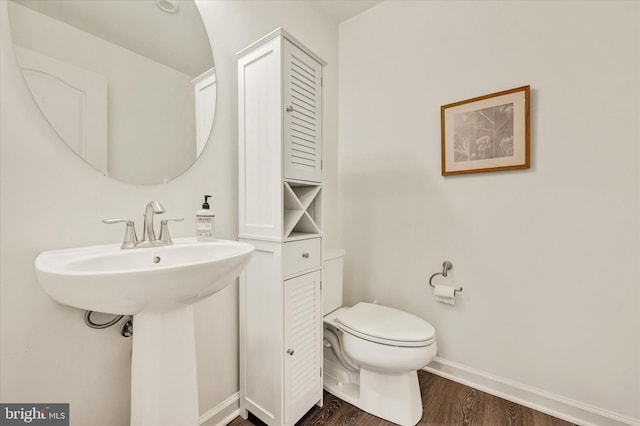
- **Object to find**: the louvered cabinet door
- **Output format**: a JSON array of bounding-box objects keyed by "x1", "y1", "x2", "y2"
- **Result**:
[
  {"x1": 283, "y1": 270, "x2": 322, "y2": 425},
  {"x1": 283, "y1": 40, "x2": 323, "y2": 183}
]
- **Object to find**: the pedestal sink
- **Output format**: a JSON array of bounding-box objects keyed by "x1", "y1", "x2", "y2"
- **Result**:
[{"x1": 34, "y1": 237, "x2": 254, "y2": 426}]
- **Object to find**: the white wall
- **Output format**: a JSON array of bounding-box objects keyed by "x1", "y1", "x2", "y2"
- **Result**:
[
  {"x1": 0, "y1": 1, "x2": 339, "y2": 425},
  {"x1": 339, "y1": 0, "x2": 639, "y2": 423}
]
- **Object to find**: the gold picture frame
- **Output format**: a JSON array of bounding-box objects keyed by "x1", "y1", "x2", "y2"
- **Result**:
[{"x1": 441, "y1": 85, "x2": 530, "y2": 176}]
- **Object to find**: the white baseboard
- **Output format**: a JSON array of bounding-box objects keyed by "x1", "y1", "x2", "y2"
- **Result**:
[
  {"x1": 424, "y1": 357, "x2": 639, "y2": 426},
  {"x1": 199, "y1": 392, "x2": 240, "y2": 426}
]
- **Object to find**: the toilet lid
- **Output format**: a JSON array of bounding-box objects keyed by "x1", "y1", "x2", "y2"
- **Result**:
[{"x1": 335, "y1": 302, "x2": 435, "y2": 347}]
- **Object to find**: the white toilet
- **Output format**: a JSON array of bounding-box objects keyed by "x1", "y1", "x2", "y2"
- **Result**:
[{"x1": 322, "y1": 249, "x2": 437, "y2": 426}]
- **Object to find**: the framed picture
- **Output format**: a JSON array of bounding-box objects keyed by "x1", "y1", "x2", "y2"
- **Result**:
[{"x1": 441, "y1": 85, "x2": 530, "y2": 176}]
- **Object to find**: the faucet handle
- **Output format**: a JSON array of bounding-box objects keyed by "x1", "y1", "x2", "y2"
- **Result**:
[
  {"x1": 159, "y1": 217, "x2": 184, "y2": 245},
  {"x1": 102, "y1": 218, "x2": 138, "y2": 249}
]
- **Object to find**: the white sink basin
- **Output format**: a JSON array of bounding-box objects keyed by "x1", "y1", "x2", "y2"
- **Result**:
[
  {"x1": 35, "y1": 237, "x2": 254, "y2": 315},
  {"x1": 35, "y1": 236, "x2": 254, "y2": 426}
]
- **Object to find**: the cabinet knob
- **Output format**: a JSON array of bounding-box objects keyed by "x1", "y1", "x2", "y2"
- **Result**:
[
  {"x1": 286, "y1": 106, "x2": 295, "y2": 113},
  {"x1": 287, "y1": 348, "x2": 294, "y2": 356},
  {"x1": 302, "y1": 252, "x2": 309, "y2": 259}
]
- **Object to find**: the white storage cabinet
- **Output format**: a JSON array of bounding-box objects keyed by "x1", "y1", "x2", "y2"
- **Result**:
[{"x1": 237, "y1": 28, "x2": 327, "y2": 426}]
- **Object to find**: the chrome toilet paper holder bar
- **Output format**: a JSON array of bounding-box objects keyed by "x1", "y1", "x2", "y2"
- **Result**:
[{"x1": 429, "y1": 261, "x2": 463, "y2": 294}]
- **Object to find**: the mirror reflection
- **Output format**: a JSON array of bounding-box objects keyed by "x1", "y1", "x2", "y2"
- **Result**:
[{"x1": 8, "y1": 0, "x2": 216, "y2": 184}]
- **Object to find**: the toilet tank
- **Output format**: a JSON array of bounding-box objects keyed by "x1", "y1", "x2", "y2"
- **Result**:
[{"x1": 323, "y1": 248, "x2": 345, "y2": 314}]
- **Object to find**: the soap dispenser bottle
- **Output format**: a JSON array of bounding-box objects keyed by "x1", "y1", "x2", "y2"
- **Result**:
[{"x1": 196, "y1": 195, "x2": 215, "y2": 242}]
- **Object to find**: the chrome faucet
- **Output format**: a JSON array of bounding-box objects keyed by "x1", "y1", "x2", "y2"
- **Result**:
[
  {"x1": 141, "y1": 200, "x2": 166, "y2": 245},
  {"x1": 101, "y1": 219, "x2": 138, "y2": 249},
  {"x1": 103, "y1": 200, "x2": 183, "y2": 249}
]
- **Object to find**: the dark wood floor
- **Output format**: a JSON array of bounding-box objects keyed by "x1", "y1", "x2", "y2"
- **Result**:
[{"x1": 228, "y1": 370, "x2": 575, "y2": 425}]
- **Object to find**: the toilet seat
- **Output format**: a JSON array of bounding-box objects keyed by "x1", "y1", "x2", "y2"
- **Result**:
[{"x1": 335, "y1": 302, "x2": 435, "y2": 347}]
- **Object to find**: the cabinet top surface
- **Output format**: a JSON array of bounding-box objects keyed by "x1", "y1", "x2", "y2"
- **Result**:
[{"x1": 236, "y1": 27, "x2": 328, "y2": 66}]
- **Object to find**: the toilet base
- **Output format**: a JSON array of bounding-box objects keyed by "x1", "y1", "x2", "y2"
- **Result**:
[{"x1": 323, "y1": 356, "x2": 423, "y2": 426}]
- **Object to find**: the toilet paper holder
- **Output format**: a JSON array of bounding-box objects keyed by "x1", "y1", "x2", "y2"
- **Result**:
[{"x1": 429, "y1": 261, "x2": 463, "y2": 294}]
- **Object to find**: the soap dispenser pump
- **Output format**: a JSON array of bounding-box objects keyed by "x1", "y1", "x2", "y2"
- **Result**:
[{"x1": 196, "y1": 195, "x2": 215, "y2": 242}]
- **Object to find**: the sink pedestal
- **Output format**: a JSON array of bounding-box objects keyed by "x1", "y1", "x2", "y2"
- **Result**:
[{"x1": 131, "y1": 304, "x2": 199, "y2": 426}]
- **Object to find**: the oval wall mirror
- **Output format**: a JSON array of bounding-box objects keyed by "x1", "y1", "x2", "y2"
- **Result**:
[{"x1": 7, "y1": 0, "x2": 216, "y2": 185}]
